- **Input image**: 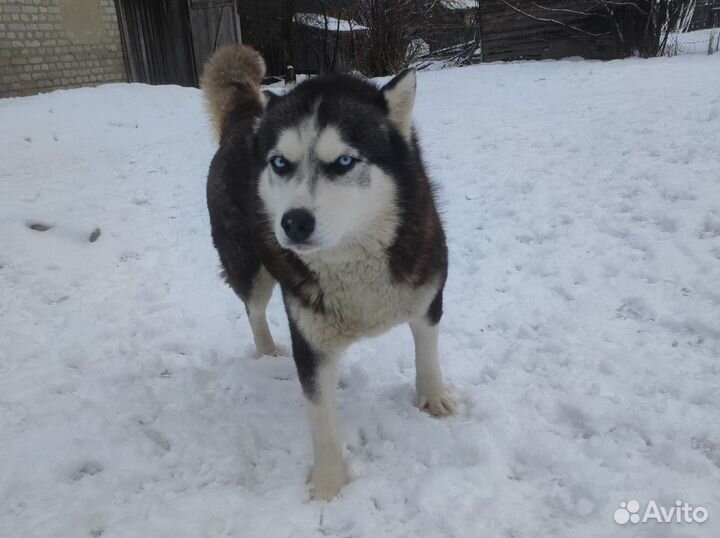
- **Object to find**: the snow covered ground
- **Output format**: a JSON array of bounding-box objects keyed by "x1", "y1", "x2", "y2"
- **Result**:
[{"x1": 1, "y1": 54, "x2": 719, "y2": 537}]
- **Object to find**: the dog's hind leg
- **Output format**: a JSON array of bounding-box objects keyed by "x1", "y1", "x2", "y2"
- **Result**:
[
  {"x1": 246, "y1": 267, "x2": 279, "y2": 357},
  {"x1": 409, "y1": 303, "x2": 455, "y2": 417}
]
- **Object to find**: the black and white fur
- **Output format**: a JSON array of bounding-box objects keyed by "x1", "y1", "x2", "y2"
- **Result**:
[{"x1": 202, "y1": 45, "x2": 454, "y2": 501}]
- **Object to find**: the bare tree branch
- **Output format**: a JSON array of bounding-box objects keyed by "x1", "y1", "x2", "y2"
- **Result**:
[
  {"x1": 530, "y1": 2, "x2": 594, "y2": 17},
  {"x1": 498, "y1": 0, "x2": 607, "y2": 37}
]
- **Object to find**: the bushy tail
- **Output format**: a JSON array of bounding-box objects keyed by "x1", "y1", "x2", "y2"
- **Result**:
[{"x1": 200, "y1": 45, "x2": 266, "y2": 141}]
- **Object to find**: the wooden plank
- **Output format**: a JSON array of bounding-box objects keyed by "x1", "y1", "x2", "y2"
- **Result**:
[
  {"x1": 188, "y1": 1, "x2": 241, "y2": 83},
  {"x1": 478, "y1": 0, "x2": 621, "y2": 61},
  {"x1": 115, "y1": 0, "x2": 197, "y2": 86}
]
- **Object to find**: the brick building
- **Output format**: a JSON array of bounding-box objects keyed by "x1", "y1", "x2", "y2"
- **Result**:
[
  {"x1": 0, "y1": 0, "x2": 126, "y2": 98},
  {"x1": 0, "y1": 0, "x2": 241, "y2": 98}
]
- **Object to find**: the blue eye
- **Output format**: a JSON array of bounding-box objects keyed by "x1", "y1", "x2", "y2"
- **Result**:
[
  {"x1": 337, "y1": 155, "x2": 355, "y2": 167},
  {"x1": 270, "y1": 156, "x2": 287, "y2": 170}
]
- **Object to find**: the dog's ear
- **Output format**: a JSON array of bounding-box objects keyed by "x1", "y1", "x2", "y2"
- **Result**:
[
  {"x1": 263, "y1": 89, "x2": 281, "y2": 109},
  {"x1": 382, "y1": 68, "x2": 416, "y2": 140}
]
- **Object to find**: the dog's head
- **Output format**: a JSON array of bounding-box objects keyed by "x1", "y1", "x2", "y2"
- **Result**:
[{"x1": 255, "y1": 70, "x2": 417, "y2": 255}]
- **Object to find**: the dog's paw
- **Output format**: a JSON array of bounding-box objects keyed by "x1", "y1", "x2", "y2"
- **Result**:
[
  {"x1": 310, "y1": 462, "x2": 349, "y2": 501},
  {"x1": 417, "y1": 392, "x2": 456, "y2": 417}
]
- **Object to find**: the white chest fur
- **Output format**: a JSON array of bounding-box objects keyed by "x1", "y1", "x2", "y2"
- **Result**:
[{"x1": 288, "y1": 246, "x2": 438, "y2": 351}]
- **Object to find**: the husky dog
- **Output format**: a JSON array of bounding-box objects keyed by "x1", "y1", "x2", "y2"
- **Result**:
[{"x1": 202, "y1": 45, "x2": 454, "y2": 500}]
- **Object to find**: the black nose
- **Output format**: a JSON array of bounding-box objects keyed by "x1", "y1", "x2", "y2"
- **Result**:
[{"x1": 281, "y1": 208, "x2": 315, "y2": 243}]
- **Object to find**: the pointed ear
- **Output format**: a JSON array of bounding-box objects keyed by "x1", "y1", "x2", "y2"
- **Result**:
[
  {"x1": 382, "y1": 68, "x2": 416, "y2": 140},
  {"x1": 263, "y1": 89, "x2": 281, "y2": 109}
]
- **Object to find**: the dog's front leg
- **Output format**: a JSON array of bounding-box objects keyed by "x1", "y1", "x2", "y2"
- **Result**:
[
  {"x1": 410, "y1": 316, "x2": 456, "y2": 417},
  {"x1": 288, "y1": 319, "x2": 348, "y2": 500},
  {"x1": 306, "y1": 353, "x2": 348, "y2": 500}
]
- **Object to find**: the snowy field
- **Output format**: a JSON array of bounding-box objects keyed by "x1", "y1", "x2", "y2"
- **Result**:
[{"x1": 1, "y1": 54, "x2": 720, "y2": 537}]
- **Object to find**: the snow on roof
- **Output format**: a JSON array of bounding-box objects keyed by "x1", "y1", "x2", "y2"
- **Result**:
[
  {"x1": 441, "y1": 0, "x2": 477, "y2": 10},
  {"x1": 294, "y1": 13, "x2": 368, "y2": 32}
]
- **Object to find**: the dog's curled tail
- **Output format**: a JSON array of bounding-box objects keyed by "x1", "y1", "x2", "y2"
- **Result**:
[{"x1": 201, "y1": 45, "x2": 266, "y2": 141}]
